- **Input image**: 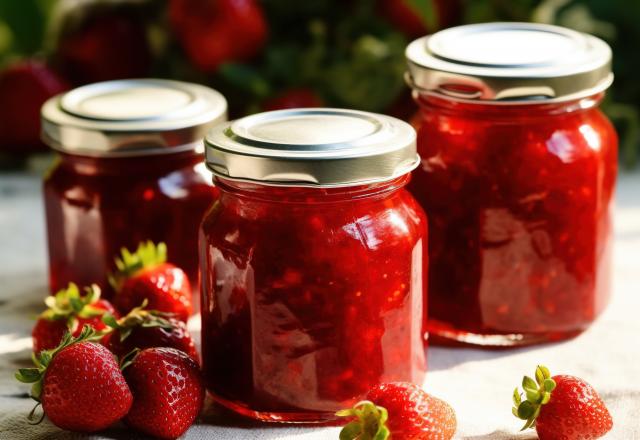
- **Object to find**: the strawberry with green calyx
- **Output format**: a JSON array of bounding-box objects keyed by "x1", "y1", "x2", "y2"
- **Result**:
[
  {"x1": 338, "y1": 382, "x2": 456, "y2": 440},
  {"x1": 103, "y1": 300, "x2": 199, "y2": 361},
  {"x1": 32, "y1": 283, "x2": 116, "y2": 354},
  {"x1": 513, "y1": 365, "x2": 613, "y2": 440},
  {"x1": 15, "y1": 326, "x2": 132, "y2": 432},
  {"x1": 110, "y1": 241, "x2": 193, "y2": 322}
]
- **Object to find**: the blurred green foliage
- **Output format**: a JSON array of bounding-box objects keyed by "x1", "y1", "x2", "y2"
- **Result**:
[{"x1": 0, "y1": 0, "x2": 638, "y2": 167}]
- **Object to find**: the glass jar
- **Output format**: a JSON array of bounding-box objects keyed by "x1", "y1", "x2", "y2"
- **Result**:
[
  {"x1": 200, "y1": 109, "x2": 427, "y2": 422},
  {"x1": 42, "y1": 79, "x2": 227, "y2": 296},
  {"x1": 405, "y1": 23, "x2": 618, "y2": 346}
]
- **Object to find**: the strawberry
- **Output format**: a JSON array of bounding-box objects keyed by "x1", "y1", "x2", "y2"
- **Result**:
[
  {"x1": 15, "y1": 327, "x2": 132, "y2": 432},
  {"x1": 0, "y1": 61, "x2": 68, "y2": 154},
  {"x1": 32, "y1": 283, "x2": 116, "y2": 354},
  {"x1": 110, "y1": 241, "x2": 192, "y2": 322},
  {"x1": 338, "y1": 382, "x2": 456, "y2": 440},
  {"x1": 513, "y1": 365, "x2": 613, "y2": 440},
  {"x1": 262, "y1": 88, "x2": 324, "y2": 111},
  {"x1": 104, "y1": 301, "x2": 198, "y2": 361},
  {"x1": 169, "y1": 0, "x2": 267, "y2": 72},
  {"x1": 123, "y1": 347, "x2": 204, "y2": 439}
]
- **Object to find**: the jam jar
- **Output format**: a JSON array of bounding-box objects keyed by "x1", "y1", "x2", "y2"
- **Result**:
[
  {"x1": 405, "y1": 23, "x2": 618, "y2": 346},
  {"x1": 200, "y1": 109, "x2": 427, "y2": 422},
  {"x1": 42, "y1": 79, "x2": 227, "y2": 297}
]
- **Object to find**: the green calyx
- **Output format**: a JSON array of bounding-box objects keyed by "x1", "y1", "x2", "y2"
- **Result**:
[
  {"x1": 102, "y1": 299, "x2": 175, "y2": 342},
  {"x1": 336, "y1": 400, "x2": 390, "y2": 440},
  {"x1": 109, "y1": 241, "x2": 168, "y2": 290},
  {"x1": 15, "y1": 326, "x2": 102, "y2": 404},
  {"x1": 512, "y1": 365, "x2": 557, "y2": 431},
  {"x1": 40, "y1": 283, "x2": 105, "y2": 332}
]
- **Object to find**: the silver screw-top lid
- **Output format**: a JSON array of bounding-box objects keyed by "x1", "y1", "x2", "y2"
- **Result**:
[
  {"x1": 406, "y1": 22, "x2": 613, "y2": 102},
  {"x1": 42, "y1": 79, "x2": 228, "y2": 156},
  {"x1": 205, "y1": 108, "x2": 418, "y2": 188}
]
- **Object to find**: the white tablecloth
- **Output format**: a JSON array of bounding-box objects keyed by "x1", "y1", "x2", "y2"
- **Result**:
[{"x1": 1, "y1": 170, "x2": 638, "y2": 439}]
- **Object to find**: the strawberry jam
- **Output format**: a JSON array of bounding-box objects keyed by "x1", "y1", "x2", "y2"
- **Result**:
[
  {"x1": 44, "y1": 151, "x2": 215, "y2": 296},
  {"x1": 200, "y1": 108, "x2": 427, "y2": 421},
  {"x1": 41, "y1": 79, "x2": 227, "y2": 297},
  {"x1": 405, "y1": 23, "x2": 617, "y2": 345}
]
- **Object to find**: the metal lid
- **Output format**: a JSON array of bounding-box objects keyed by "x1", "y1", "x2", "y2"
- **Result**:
[
  {"x1": 42, "y1": 79, "x2": 228, "y2": 156},
  {"x1": 205, "y1": 108, "x2": 419, "y2": 187},
  {"x1": 406, "y1": 22, "x2": 613, "y2": 102}
]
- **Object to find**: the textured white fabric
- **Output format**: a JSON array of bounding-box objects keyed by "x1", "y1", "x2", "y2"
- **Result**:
[{"x1": 0, "y1": 171, "x2": 638, "y2": 439}]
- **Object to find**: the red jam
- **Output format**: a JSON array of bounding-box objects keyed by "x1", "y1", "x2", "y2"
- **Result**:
[
  {"x1": 200, "y1": 175, "x2": 427, "y2": 421},
  {"x1": 44, "y1": 150, "x2": 217, "y2": 296},
  {"x1": 409, "y1": 94, "x2": 617, "y2": 345}
]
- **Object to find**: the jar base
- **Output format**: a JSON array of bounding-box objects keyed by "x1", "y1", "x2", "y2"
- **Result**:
[
  {"x1": 427, "y1": 321, "x2": 584, "y2": 348},
  {"x1": 209, "y1": 392, "x2": 341, "y2": 424}
]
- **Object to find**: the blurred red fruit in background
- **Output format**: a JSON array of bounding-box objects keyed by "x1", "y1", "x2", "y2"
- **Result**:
[
  {"x1": 169, "y1": 0, "x2": 267, "y2": 73},
  {"x1": 54, "y1": 6, "x2": 151, "y2": 84},
  {"x1": 0, "y1": 61, "x2": 68, "y2": 155},
  {"x1": 378, "y1": 0, "x2": 461, "y2": 38},
  {"x1": 262, "y1": 88, "x2": 323, "y2": 111}
]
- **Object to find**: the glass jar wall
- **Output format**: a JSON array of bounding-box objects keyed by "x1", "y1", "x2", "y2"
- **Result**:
[
  {"x1": 410, "y1": 93, "x2": 617, "y2": 346},
  {"x1": 200, "y1": 176, "x2": 427, "y2": 421},
  {"x1": 44, "y1": 150, "x2": 216, "y2": 295}
]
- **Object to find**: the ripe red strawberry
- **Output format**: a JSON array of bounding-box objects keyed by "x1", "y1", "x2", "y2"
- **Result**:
[
  {"x1": 15, "y1": 327, "x2": 132, "y2": 432},
  {"x1": 169, "y1": 0, "x2": 267, "y2": 72},
  {"x1": 54, "y1": 5, "x2": 151, "y2": 84},
  {"x1": 111, "y1": 241, "x2": 192, "y2": 322},
  {"x1": 513, "y1": 365, "x2": 613, "y2": 440},
  {"x1": 262, "y1": 88, "x2": 324, "y2": 111},
  {"x1": 338, "y1": 382, "x2": 456, "y2": 440},
  {"x1": 32, "y1": 283, "x2": 116, "y2": 354},
  {"x1": 124, "y1": 347, "x2": 204, "y2": 439},
  {"x1": 104, "y1": 302, "x2": 198, "y2": 361},
  {"x1": 0, "y1": 61, "x2": 67, "y2": 154}
]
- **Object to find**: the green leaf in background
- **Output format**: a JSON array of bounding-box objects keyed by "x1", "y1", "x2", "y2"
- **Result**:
[
  {"x1": 406, "y1": 0, "x2": 438, "y2": 31},
  {"x1": 218, "y1": 63, "x2": 271, "y2": 98},
  {"x1": 324, "y1": 33, "x2": 407, "y2": 112},
  {"x1": 0, "y1": 0, "x2": 47, "y2": 62}
]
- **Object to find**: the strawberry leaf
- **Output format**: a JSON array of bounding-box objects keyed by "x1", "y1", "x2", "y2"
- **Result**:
[
  {"x1": 15, "y1": 369, "x2": 41, "y2": 383},
  {"x1": 111, "y1": 241, "x2": 168, "y2": 289},
  {"x1": 512, "y1": 365, "x2": 556, "y2": 431},
  {"x1": 119, "y1": 348, "x2": 140, "y2": 371},
  {"x1": 337, "y1": 401, "x2": 390, "y2": 440}
]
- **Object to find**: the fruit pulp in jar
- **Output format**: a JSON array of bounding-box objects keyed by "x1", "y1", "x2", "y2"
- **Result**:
[
  {"x1": 44, "y1": 150, "x2": 217, "y2": 297},
  {"x1": 409, "y1": 93, "x2": 617, "y2": 346},
  {"x1": 200, "y1": 175, "x2": 427, "y2": 422}
]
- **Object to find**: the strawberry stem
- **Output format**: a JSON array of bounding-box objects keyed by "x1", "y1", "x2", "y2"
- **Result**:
[
  {"x1": 109, "y1": 241, "x2": 168, "y2": 290},
  {"x1": 336, "y1": 401, "x2": 390, "y2": 440},
  {"x1": 40, "y1": 283, "x2": 105, "y2": 327},
  {"x1": 512, "y1": 365, "x2": 557, "y2": 430},
  {"x1": 101, "y1": 299, "x2": 176, "y2": 342}
]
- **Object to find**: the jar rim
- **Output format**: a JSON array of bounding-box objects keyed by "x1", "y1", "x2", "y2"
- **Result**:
[
  {"x1": 406, "y1": 22, "x2": 613, "y2": 103},
  {"x1": 205, "y1": 108, "x2": 419, "y2": 188},
  {"x1": 41, "y1": 79, "x2": 227, "y2": 157}
]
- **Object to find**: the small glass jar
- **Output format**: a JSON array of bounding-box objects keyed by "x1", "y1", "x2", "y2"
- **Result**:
[
  {"x1": 42, "y1": 79, "x2": 227, "y2": 296},
  {"x1": 200, "y1": 109, "x2": 427, "y2": 422},
  {"x1": 405, "y1": 23, "x2": 618, "y2": 346}
]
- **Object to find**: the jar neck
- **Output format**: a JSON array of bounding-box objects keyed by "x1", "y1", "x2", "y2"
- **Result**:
[
  {"x1": 214, "y1": 175, "x2": 410, "y2": 204},
  {"x1": 57, "y1": 148, "x2": 204, "y2": 175},
  {"x1": 413, "y1": 92, "x2": 604, "y2": 118}
]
